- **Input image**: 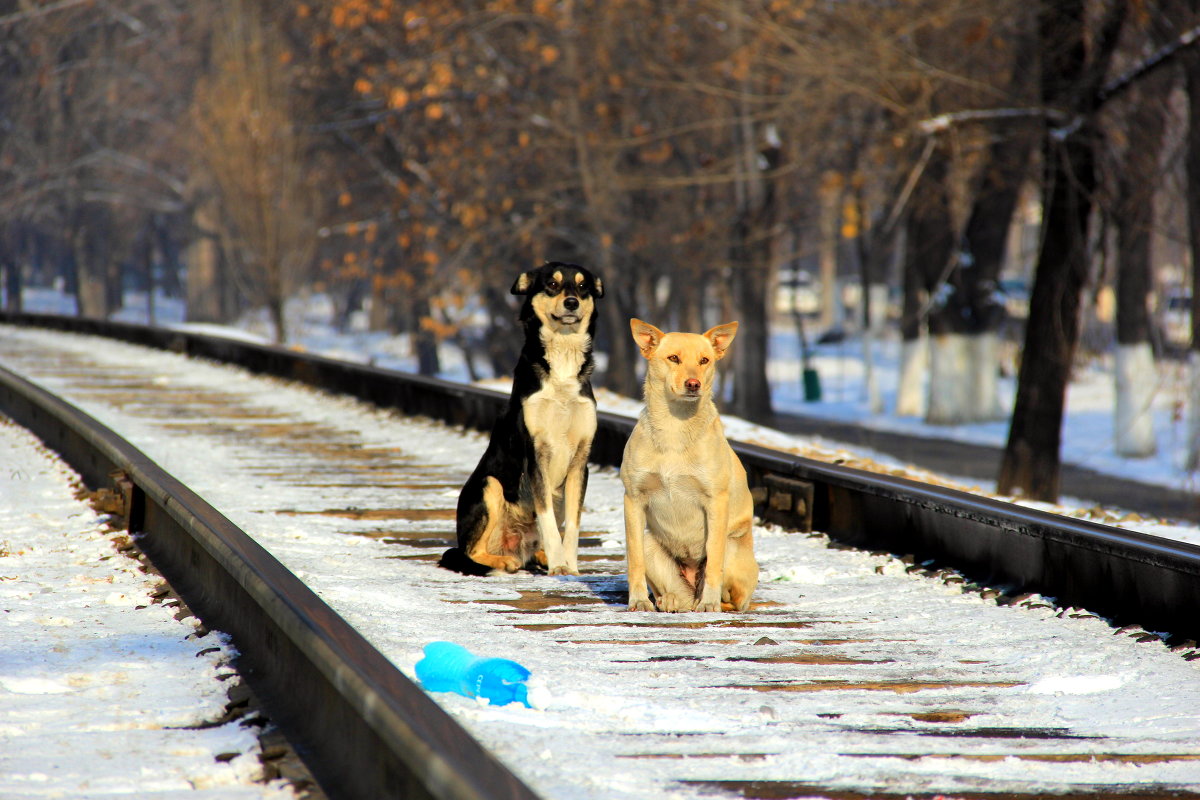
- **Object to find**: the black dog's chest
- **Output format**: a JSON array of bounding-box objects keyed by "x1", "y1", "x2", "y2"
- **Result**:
[{"x1": 522, "y1": 378, "x2": 596, "y2": 442}]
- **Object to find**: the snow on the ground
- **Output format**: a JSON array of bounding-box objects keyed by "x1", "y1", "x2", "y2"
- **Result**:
[
  {"x1": 3, "y1": 325, "x2": 1200, "y2": 800},
  {"x1": 0, "y1": 417, "x2": 296, "y2": 798}
]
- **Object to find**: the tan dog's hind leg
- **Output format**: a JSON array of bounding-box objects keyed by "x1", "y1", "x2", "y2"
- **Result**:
[
  {"x1": 466, "y1": 477, "x2": 523, "y2": 573},
  {"x1": 721, "y1": 526, "x2": 759, "y2": 612}
]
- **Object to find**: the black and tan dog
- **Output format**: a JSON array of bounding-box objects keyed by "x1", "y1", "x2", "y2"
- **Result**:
[{"x1": 440, "y1": 262, "x2": 604, "y2": 576}]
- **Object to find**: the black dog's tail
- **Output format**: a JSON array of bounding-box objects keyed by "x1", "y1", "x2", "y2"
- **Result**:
[{"x1": 438, "y1": 547, "x2": 494, "y2": 576}]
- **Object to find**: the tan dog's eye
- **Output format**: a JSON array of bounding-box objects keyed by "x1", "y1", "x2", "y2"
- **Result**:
[
  {"x1": 699, "y1": 357, "x2": 709, "y2": 365},
  {"x1": 667, "y1": 354, "x2": 681, "y2": 363}
]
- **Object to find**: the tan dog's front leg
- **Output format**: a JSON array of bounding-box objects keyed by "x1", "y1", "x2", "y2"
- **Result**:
[
  {"x1": 623, "y1": 495, "x2": 654, "y2": 611},
  {"x1": 695, "y1": 495, "x2": 729, "y2": 612}
]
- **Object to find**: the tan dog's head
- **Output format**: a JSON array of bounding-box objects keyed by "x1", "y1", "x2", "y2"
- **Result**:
[{"x1": 630, "y1": 318, "x2": 738, "y2": 401}]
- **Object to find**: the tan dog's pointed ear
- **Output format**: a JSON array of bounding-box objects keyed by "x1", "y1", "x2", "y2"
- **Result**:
[
  {"x1": 704, "y1": 321, "x2": 739, "y2": 359},
  {"x1": 630, "y1": 318, "x2": 665, "y2": 359},
  {"x1": 511, "y1": 271, "x2": 534, "y2": 295}
]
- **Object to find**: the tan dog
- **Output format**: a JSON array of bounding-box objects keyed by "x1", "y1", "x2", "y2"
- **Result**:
[{"x1": 620, "y1": 319, "x2": 758, "y2": 612}]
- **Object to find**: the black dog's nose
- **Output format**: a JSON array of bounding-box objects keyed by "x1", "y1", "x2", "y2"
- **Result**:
[{"x1": 564, "y1": 297, "x2": 579, "y2": 311}]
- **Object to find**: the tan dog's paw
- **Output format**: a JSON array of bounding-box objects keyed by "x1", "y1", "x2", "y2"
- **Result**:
[
  {"x1": 656, "y1": 593, "x2": 691, "y2": 613},
  {"x1": 694, "y1": 586, "x2": 723, "y2": 612},
  {"x1": 548, "y1": 564, "x2": 580, "y2": 576},
  {"x1": 627, "y1": 597, "x2": 655, "y2": 612}
]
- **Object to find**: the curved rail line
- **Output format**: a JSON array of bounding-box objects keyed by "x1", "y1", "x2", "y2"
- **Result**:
[
  {"x1": 5, "y1": 311, "x2": 1200, "y2": 645},
  {"x1": 0, "y1": 327, "x2": 538, "y2": 800},
  {"x1": 3, "y1": 313, "x2": 1200, "y2": 800}
]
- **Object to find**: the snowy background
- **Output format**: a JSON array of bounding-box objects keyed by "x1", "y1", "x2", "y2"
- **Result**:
[{"x1": 24, "y1": 286, "x2": 1198, "y2": 510}]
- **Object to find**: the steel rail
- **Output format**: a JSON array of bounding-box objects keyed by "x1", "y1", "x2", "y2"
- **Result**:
[
  {"x1": 4, "y1": 311, "x2": 1200, "y2": 644},
  {"x1": 0, "y1": 352, "x2": 540, "y2": 800}
]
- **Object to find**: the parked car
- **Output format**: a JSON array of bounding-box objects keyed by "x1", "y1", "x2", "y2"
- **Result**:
[{"x1": 1161, "y1": 290, "x2": 1192, "y2": 349}]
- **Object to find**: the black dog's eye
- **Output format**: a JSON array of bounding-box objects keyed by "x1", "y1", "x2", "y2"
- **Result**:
[
  {"x1": 546, "y1": 280, "x2": 560, "y2": 293},
  {"x1": 667, "y1": 354, "x2": 681, "y2": 363}
]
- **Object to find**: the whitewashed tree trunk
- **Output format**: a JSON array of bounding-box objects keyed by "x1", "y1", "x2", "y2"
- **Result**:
[
  {"x1": 926, "y1": 333, "x2": 971, "y2": 424},
  {"x1": 925, "y1": 332, "x2": 1004, "y2": 424},
  {"x1": 896, "y1": 333, "x2": 927, "y2": 417},
  {"x1": 861, "y1": 283, "x2": 888, "y2": 414},
  {"x1": 1187, "y1": 351, "x2": 1200, "y2": 471},
  {"x1": 1114, "y1": 342, "x2": 1157, "y2": 458},
  {"x1": 967, "y1": 331, "x2": 1005, "y2": 421},
  {"x1": 1114, "y1": 342, "x2": 1157, "y2": 457}
]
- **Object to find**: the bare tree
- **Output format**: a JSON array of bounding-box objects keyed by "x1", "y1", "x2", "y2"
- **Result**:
[
  {"x1": 926, "y1": 11, "x2": 1040, "y2": 425},
  {"x1": 190, "y1": 0, "x2": 315, "y2": 343},
  {"x1": 0, "y1": 1, "x2": 200, "y2": 318},
  {"x1": 1111, "y1": 64, "x2": 1173, "y2": 458},
  {"x1": 998, "y1": 0, "x2": 1128, "y2": 500},
  {"x1": 1183, "y1": 0, "x2": 1200, "y2": 471}
]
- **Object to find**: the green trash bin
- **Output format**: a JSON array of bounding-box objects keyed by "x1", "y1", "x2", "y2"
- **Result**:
[{"x1": 802, "y1": 366, "x2": 822, "y2": 402}]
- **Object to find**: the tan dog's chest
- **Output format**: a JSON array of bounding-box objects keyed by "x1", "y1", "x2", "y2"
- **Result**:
[{"x1": 627, "y1": 444, "x2": 731, "y2": 556}]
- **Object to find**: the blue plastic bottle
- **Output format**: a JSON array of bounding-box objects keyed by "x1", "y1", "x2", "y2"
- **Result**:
[{"x1": 415, "y1": 641, "x2": 532, "y2": 707}]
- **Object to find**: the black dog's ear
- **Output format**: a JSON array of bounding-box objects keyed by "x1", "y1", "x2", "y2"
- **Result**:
[
  {"x1": 511, "y1": 271, "x2": 535, "y2": 295},
  {"x1": 592, "y1": 275, "x2": 605, "y2": 298}
]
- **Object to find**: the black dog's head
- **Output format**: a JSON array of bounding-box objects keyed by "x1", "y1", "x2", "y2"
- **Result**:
[{"x1": 511, "y1": 262, "x2": 604, "y2": 335}]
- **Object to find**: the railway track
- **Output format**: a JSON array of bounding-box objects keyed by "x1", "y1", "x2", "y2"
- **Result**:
[{"x1": 2, "y1": 313, "x2": 1200, "y2": 800}]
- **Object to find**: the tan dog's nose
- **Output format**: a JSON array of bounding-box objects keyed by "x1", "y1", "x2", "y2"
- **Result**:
[{"x1": 685, "y1": 378, "x2": 701, "y2": 392}]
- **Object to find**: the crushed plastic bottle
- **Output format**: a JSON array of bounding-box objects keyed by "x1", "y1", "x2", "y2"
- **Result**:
[{"x1": 415, "y1": 641, "x2": 532, "y2": 707}]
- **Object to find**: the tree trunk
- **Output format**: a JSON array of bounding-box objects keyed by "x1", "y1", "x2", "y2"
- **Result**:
[
  {"x1": 997, "y1": 0, "x2": 1125, "y2": 500},
  {"x1": 74, "y1": 221, "x2": 112, "y2": 320},
  {"x1": 896, "y1": 334, "x2": 927, "y2": 417},
  {"x1": 597, "y1": 245, "x2": 642, "y2": 398},
  {"x1": 728, "y1": 254, "x2": 773, "y2": 420},
  {"x1": 411, "y1": 294, "x2": 440, "y2": 376},
  {"x1": 559, "y1": 0, "x2": 638, "y2": 398},
  {"x1": 1184, "y1": 0, "x2": 1200, "y2": 471},
  {"x1": 818, "y1": 172, "x2": 841, "y2": 331},
  {"x1": 897, "y1": 224, "x2": 927, "y2": 417},
  {"x1": 185, "y1": 194, "x2": 228, "y2": 324},
  {"x1": 268, "y1": 290, "x2": 287, "y2": 345},
  {"x1": 727, "y1": 143, "x2": 779, "y2": 422},
  {"x1": 957, "y1": 120, "x2": 1039, "y2": 422},
  {"x1": 1, "y1": 229, "x2": 20, "y2": 313},
  {"x1": 1114, "y1": 73, "x2": 1169, "y2": 458},
  {"x1": 898, "y1": 143, "x2": 959, "y2": 423}
]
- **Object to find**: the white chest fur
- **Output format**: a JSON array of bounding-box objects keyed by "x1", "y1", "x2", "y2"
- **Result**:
[
  {"x1": 539, "y1": 328, "x2": 589, "y2": 379},
  {"x1": 520, "y1": 330, "x2": 597, "y2": 485}
]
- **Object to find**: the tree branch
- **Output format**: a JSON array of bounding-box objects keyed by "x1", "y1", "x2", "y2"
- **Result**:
[{"x1": 1096, "y1": 23, "x2": 1200, "y2": 107}]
